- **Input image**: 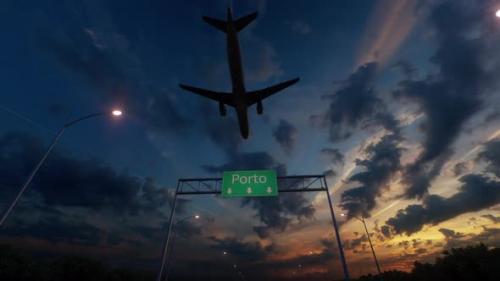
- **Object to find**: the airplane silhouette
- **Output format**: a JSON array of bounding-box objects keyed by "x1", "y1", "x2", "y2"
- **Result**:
[{"x1": 179, "y1": 8, "x2": 300, "y2": 139}]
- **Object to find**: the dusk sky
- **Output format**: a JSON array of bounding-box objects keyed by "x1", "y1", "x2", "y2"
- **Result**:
[{"x1": 1, "y1": 0, "x2": 500, "y2": 280}]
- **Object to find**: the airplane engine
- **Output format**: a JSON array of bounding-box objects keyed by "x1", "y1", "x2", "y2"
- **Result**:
[
  {"x1": 219, "y1": 102, "x2": 227, "y2": 116},
  {"x1": 257, "y1": 101, "x2": 263, "y2": 115}
]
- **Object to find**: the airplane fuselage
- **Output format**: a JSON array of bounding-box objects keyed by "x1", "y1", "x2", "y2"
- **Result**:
[
  {"x1": 226, "y1": 11, "x2": 250, "y2": 139},
  {"x1": 179, "y1": 9, "x2": 299, "y2": 140}
]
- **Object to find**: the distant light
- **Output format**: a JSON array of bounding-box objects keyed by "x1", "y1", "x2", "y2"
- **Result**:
[
  {"x1": 194, "y1": 215, "x2": 200, "y2": 219},
  {"x1": 496, "y1": 9, "x2": 500, "y2": 18},
  {"x1": 112, "y1": 110, "x2": 123, "y2": 116},
  {"x1": 223, "y1": 251, "x2": 228, "y2": 255},
  {"x1": 340, "y1": 213, "x2": 346, "y2": 217}
]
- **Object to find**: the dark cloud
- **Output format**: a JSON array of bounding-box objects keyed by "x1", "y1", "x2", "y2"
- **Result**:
[
  {"x1": 0, "y1": 131, "x2": 179, "y2": 216},
  {"x1": 477, "y1": 139, "x2": 500, "y2": 178},
  {"x1": 2, "y1": 216, "x2": 101, "y2": 246},
  {"x1": 273, "y1": 119, "x2": 297, "y2": 154},
  {"x1": 202, "y1": 151, "x2": 286, "y2": 176},
  {"x1": 340, "y1": 133, "x2": 403, "y2": 218},
  {"x1": 209, "y1": 236, "x2": 274, "y2": 262},
  {"x1": 42, "y1": 21, "x2": 188, "y2": 134},
  {"x1": 392, "y1": 60, "x2": 417, "y2": 79},
  {"x1": 313, "y1": 62, "x2": 398, "y2": 142},
  {"x1": 385, "y1": 174, "x2": 500, "y2": 235},
  {"x1": 481, "y1": 214, "x2": 500, "y2": 223},
  {"x1": 200, "y1": 103, "x2": 242, "y2": 157},
  {"x1": 203, "y1": 150, "x2": 314, "y2": 238},
  {"x1": 394, "y1": 0, "x2": 496, "y2": 199},
  {"x1": 246, "y1": 192, "x2": 315, "y2": 238},
  {"x1": 320, "y1": 148, "x2": 344, "y2": 166},
  {"x1": 344, "y1": 234, "x2": 368, "y2": 252},
  {"x1": 439, "y1": 228, "x2": 465, "y2": 240},
  {"x1": 439, "y1": 227, "x2": 500, "y2": 249},
  {"x1": 453, "y1": 162, "x2": 468, "y2": 176},
  {"x1": 47, "y1": 104, "x2": 68, "y2": 116},
  {"x1": 324, "y1": 169, "x2": 337, "y2": 178}
]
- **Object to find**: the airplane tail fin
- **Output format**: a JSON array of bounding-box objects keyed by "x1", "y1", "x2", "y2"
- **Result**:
[
  {"x1": 202, "y1": 12, "x2": 258, "y2": 33},
  {"x1": 233, "y1": 12, "x2": 258, "y2": 31},
  {"x1": 202, "y1": 16, "x2": 227, "y2": 32}
]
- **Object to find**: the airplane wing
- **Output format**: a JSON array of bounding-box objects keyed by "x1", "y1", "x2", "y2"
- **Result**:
[
  {"x1": 245, "y1": 78, "x2": 300, "y2": 106},
  {"x1": 179, "y1": 84, "x2": 235, "y2": 106}
]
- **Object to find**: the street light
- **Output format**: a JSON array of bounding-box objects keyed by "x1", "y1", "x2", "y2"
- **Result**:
[
  {"x1": 0, "y1": 109, "x2": 123, "y2": 227},
  {"x1": 158, "y1": 214, "x2": 201, "y2": 281},
  {"x1": 496, "y1": 9, "x2": 500, "y2": 18},
  {"x1": 341, "y1": 213, "x2": 383, "y2": 281}
]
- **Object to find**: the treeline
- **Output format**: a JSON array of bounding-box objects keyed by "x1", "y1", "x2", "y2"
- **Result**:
[
  {"x1": 1, "y1": 243, "x2": 499, "y2": 280},
  {"x1": 0, "y1": 244, "x2": 154, "y2": 281},
  {"x1": 356, "y1": 244, "x2": 500, "y2": 281}
]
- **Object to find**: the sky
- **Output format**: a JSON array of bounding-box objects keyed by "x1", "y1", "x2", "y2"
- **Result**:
[{"x1": 0, "y1": 0, "x2": 500, "y2": 280}]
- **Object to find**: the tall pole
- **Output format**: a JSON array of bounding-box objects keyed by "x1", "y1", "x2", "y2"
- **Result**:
[
  {"x1": 323, "y1": 177, "x2": 350, "y2": 281},
  {"x1": 361, "y1": 218, "x2": 383, "y2": 280},
  {"x1": 164, "y1": 215, "x2": 199, "y2": 281},
  {"x1": 0, "y1": 111, "x2": 112, "y2": 227},
  {"x1": 157, "y1": 181, "x2": 181, "y2": 281},
  {"x1": 0, "y1": 127, "x2": 65, "y2": 226}
]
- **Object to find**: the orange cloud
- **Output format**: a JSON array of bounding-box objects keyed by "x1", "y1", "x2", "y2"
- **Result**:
[{"x1": 356, "y1": 0, "x2": 419, "y2": 67}]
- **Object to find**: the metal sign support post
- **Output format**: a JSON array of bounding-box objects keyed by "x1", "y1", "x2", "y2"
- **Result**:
[
  {"x1": 323, "y1": 177, "x2": 350, "y2": 281},
  {"x1": 156, "y1": 181, "x2": 181, "y2": 281}
]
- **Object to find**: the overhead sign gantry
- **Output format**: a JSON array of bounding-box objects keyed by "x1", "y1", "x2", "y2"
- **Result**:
[{"x1": 156, "y1": 173, "x2": 351, "y2": 281}]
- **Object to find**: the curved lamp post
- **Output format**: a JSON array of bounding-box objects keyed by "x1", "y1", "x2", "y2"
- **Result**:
[
  {"x1": 158, "y1": 214, "x2": 200, "y2": 281},
  {"x1": 0, "y1": 109, "x2": 123, "y2": 227},
  {"x1": 341, "y1": 213, "x2": 383, "y2": 281}
]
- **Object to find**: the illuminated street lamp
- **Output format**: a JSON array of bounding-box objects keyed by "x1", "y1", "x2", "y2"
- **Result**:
[
  {"x1": 158, "y1": 214, "x2": 201, "y2": 281},
  {"x1": 341, "y1": 213, "x2": 383, "y2": 281},
  {"x1": 496, "y1": 9, "x2": 500, "y2": 18},
  {"x1": 0, "y1": 109, "x2": 123, "y2": 227}
]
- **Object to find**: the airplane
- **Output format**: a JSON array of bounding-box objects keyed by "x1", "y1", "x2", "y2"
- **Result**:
[{"x1": 179, "y1": 8, "x2": 300, "y2": 139}]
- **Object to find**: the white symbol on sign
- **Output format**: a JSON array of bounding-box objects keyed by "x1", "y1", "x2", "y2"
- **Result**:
[
  {"x1": 266, "y1": 187, "x2": 272, "y2": 193},
  {"x1": 227, "y1": 188, "x2": 232, "y2": 194},
  {"x1": 247, "y1": 187, "x2": 252, "y2": 194}
]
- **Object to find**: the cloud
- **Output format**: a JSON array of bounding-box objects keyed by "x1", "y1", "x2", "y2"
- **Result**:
[
  {"x1": 246, "y1": 192, "x2": 315, "y2": 238},
  {"x1": 356, "y1": 0, "x2": 418, "y2": 66},
  {"x1": 313, "y1": 62, "x2": 398, "y2": 142},
  {"x1": 340, "y1": 133, "x2": 403, "y2": 218},
  {"x1": 440, "y1": 227, "x2": 500, "y2": 249},
  {"x1": 244, "y1": 38, "x2": 284, "y2": 83},
  {"x1": 42, "y1": 23, "x2": 188, "y2": 135},
  {"x1": 438, "y1": 228, "x2": 465, "y2": 240},
  {"x1": 394, "y1": 0, "x2": 495, "y2": 199},
  {"x1": 209, "y1": 236, "x2": 275, "y2": 261},
  {"x1": 481, "y1": 214, "x2": 500, "y2": 223},
  {"x1": 2, "y1": 216, "x2": 101, "y2": 246},
  {"x1": 202, "y1": 151, "x2": 286, "y2": 176},
  {"x1": 477, "y1": 139, "x2": 500, "y2": 178},
  {"x1": 385, "y1": 174, "x2": 500, "y2": 235},
  {"x1": 453, "y1": 162, "x2": 468, "y2": 176},
  {"x1": 320, "y1": 148, "x2": 344, "y2": 166},
  {"x1": 0, "y1": 132, "x2": 180, "y2": 216},
  {"x1": 273, "y1": 119, "x2": 297, "y2": 154},
  {"x1": 288, "y1": 20, "x2": 312, "y2": 35},
  {"x1": 202, "y1": 150, "x2": 314, "y2": 238}
]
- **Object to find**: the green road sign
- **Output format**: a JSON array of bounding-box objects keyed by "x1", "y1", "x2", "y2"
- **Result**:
[{"x1": 222, "y1": 170, "x2": 278, "y2": 197}]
